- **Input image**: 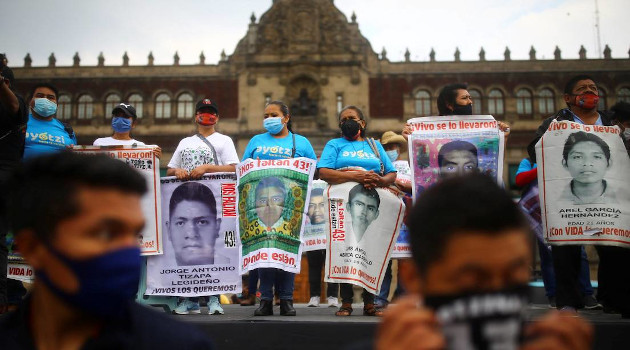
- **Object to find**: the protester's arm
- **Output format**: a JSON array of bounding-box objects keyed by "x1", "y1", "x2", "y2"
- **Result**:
[
  {"x1": 521, "y1": 311, "x2": 593, "y2": 350},
  {"x1": 515, "y1": 168, "x2": 537, "y2": 188},
  {"x1": 189, "y1": 164, "x2": 236, "y2": 179},
  {"x1": 402, "y1": 123, "x2": 413, "y2": 141},
  {"x1": 527, "y1": 117, "x2": 555, "y2": 162},
  {"x1": 374, "y1": 172, "x2": 397, "y2": 188},
  {"x1": 0, "y1": 74, "x2": 19, "y2": 115},
  {"x1": 167, "y1": 167, "x2": 189, "y2": 180},
  {"x1": 319, "y1": 168, "x2": 380, "y2": 187}
]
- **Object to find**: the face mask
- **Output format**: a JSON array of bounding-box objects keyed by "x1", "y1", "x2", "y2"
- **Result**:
[
  {"x1": 36, "y1": 245, "x2": 141, "y2": 319},
  {"x1": 341, "y1": 119, "x2": 361, "y2": 140},
  {"x1": 452, "y1": 103, "x2": 473, "y2": 115},
  {"x1": 263, "y1": 117, "x2": 284, "y2": 135},
  {"x1": 386, "y1": 150, "x2": 399, "y2": 162},
  {"x1": 424, "y1": 285, "x2": 529, "y2": 350},
  {"x1": 573, "y1": 92, "x2": 600, "y2": 110},
  {"x1": 623, "y1": 129, "x2": 630, "y2": 140},
  {"x1": 196, "y1": 112, "x2": 217, "y2": 126},
  {"x1": 33, "y1": 98, "x2": 57, "y2": 117},
  {"x1": 111, "y1": 117, "x2": 132, "y2": 133}
]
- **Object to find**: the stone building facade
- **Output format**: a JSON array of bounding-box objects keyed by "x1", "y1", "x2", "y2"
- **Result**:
[{"x1": 10, "y1": 0, "x2": 630, "y2": 187}]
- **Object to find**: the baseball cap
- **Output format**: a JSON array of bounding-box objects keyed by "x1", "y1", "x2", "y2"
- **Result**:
[
  {"x1": 112, "y1": 103, "x2": 137, "y2": 119},
  {"x1": 196, "y1": 98, "x2": 219, "y2": 114}
]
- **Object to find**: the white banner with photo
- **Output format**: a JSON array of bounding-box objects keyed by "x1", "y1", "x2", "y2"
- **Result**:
[
  {"x1": 302, "y1": 180, "x2": 328, "y2": 252},
  {"x1": 73, "y1": 146, "x2": 163, "y2": 255},
  {"x1": 324, "y1": 182, "x2": 404, "y2": 293},
  {"x1": 7, "y1": 263, "x2": 34, "y2": 283},
  {"x1": 145, "y1": 174, "x2": 241, "y2": 297},
  {"x1": 536, "y1": 121, "x2": 630, "y2": 247}
]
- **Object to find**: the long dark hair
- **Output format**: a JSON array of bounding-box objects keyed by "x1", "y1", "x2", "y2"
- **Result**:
[{"x1": 267, "y1": 100, "x2": 293, "y2": 132}]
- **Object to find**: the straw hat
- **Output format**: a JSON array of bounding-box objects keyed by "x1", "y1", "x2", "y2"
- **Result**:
[{"x1": 380, "y1": 131, "x2": 407, "y2": 149}]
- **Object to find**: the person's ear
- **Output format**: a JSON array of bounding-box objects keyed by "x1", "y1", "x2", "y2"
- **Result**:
[
  {"x1": 398, "y1": 260, "x2": 423, "y2": 295},
  {"x1": 14, "y1": 230, "x2": 45, "y2": 270},
  {"x1": 374, "y1": 210, "x2": 379, "y2": 220},
  {"x1": 562, "y1": 159, "x2": 567, "y2": 168},
  {"x1": 446, "y1": 103, "x2": 454, "y2": 112},
  {"x1": 563, "y1": 93, "x2": 572, "y2": 106},
  {"x1": 132, "y1": 120, "x2": 138, "y2": 128},
  {"x1": 283, "y1": 114, "x2": 290, "y2": 124}
]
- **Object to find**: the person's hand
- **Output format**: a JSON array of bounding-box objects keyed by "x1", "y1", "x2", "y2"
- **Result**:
[
  {"x1": 402, "y1": 123, "x2": 413, "y2": 140},
  {"x1": 376, "y1": 294, "x2": 445, "y2": 350},
  {"x1": 153, "y1": 146, "x2": 162, "y2": 159},
  {"x1": 355, "y1": 171, "x2": 380, "y2": 188},
  {"x1": 189, "y1": 165, "x2": 208, "y2": 179},
  {"x1": 521, "y1": 311, "x2": 593, "y2": 350},
  {"x1": 174, "y1": 168, "x2": 189, "y2": 180},
  {"x1": 498, "y1": 121, "x2": 511, "y2": 137}
]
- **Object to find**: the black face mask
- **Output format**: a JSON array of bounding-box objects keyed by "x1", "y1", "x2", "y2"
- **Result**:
[
  {"x1": 340, "y1": 119, "x2": 361, "y2": 140},
  {"x1": 424, "y1": 285, "x2": 530, "y2": 350},
  {"x1": 452, "y1": 103, "x2": 473, "y2": 115}
]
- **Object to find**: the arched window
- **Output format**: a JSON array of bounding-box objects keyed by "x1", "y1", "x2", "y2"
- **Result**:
[
  {"x1": 488, "y1": 89, "x2": 504, "y2": 115},
  {"x1": 617, "y1": 87, "x2": 630, "y2": 103},
  {"x1": 469, "y1": 89, "x2": 482, "y2": 114},
  {"x1": 538, "y1": 89, "x2": 555, "y2": 115},
  {"x1": 155, "y1": 93, "x2": 171, "y2": 119},
  {"x1": 128, "y1": 94, "x2": 143, "y2": 118},
  {"x1": 414, "y1": 90, "x2": 431, "y2": 116},
  {"x1": 177, "y1": 93, "x2": 194, "y2": 119},
  {"x1": 516, "y1": 89, "x2": 533, "y2": 116},
  {"x1": 105, "y1": 93, "x2": 121, "y2": 119},
  {"x1": 77, "y1": 95, "x2": 93, "y2": 119},
  {"x1": 598, "y1": 88, "x2": 607, "y2": 110},
  {"x1": 57, "y1": 95, "x2": 72, "y2": 120}
]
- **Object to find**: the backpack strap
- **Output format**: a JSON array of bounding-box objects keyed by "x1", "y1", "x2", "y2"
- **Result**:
[
  {"x1": 57, "y1": 119, "x2": 75, "y2": 140},
  {"x1": 291, "y1": 132, "x2": 296, "y2": 158},
  {"x1": 195, "y1": 133, "x2": 220, "y2": 165},
  {"x1": 366, "y1": 137, "x2": 385, "y2": 176}
]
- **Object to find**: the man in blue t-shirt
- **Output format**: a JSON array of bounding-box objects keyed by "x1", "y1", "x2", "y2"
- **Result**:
[{"x1": 23, "y1": 83, "x2": 76, "y2": 161}]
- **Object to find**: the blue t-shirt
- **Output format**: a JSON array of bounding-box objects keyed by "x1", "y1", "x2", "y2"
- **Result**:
[
  {"x1": 241, "y1": 132, "x2": 317, "y2": 161},
  {"x1": 23, "y1": 114, "x2": 77, "y2": 160},
  {"x1": 317, "y1": 138, "x2": 396, "y2": 174}
]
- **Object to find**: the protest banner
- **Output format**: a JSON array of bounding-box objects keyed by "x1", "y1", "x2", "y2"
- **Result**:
[
  {"x1": 324, "y1": 182, "x2": 404, "y2": 293},
  {"x1": 302, "y1": 180, "x2": 328, "y2": 252},
  {"x1": 536, "y1": 120, "x2": 630, "y2": 247},
  {"x1": 391, "y1": 221, "x2": 411, "y2": 258},
  {"x1": 6, "y1": 231, "x2": 34, "y2": 282},
  {"x1": 145, "y1": 174, "x2": 241, "y2": 297},
  {"x1": 73, "y1": 146, "x2": 163, "y2": 255},
  {"x1": 407, "y1": 115, "x2": 504, "y2": 202},
  {"x1": 237, "y1": 157, "x2": 316, "y2": 274}
]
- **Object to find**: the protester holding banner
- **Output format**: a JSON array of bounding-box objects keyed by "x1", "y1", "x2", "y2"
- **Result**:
[
  {"x1": 318, "y1": 106, "x2": 398, "y2": 317},
  {"x1": 528, "y1": 74, "x2": 630, "y2": 316},
  {"x1": 611, "y1": 101, "x2": 630, "y2": 141},
  {"x1": 242, "y1": 101, "x2": 316, "y2": 316},
  {"x1": 166, "y1": 98, "x2": 239, "y2": 316},
  {"x1": 93, "y1": 102, "x2": 162, "y2": 158}
]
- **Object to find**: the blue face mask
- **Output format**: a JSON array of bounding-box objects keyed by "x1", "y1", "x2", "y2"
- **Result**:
[
  {"x1": 386, "y1": 150, "x2": 399, "y2": 162},
  {"x1": 112, "y1": 116, "x2": 133, "y2": 133},
  {"x1": 263, "y1": 117, "x2": 284, "y2": 135},
  {"x1": 33, "y1": 98, "x2": 57, "y2": 117},
  {"x1": 37, "y1": 245, "x2": 141, "y2": 319}
]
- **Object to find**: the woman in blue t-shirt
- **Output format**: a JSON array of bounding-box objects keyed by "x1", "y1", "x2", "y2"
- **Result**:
[
  {"x1": 242, "y1": 101, "x2": 316, "y2": 317},
  {"x1": 318, "y1": 105, "x2": 397, "y2": 317}
]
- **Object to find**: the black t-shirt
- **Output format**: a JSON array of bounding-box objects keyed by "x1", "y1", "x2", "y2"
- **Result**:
[{"x1": 0, "y1": 92, "x2": 28, "y2": 173}]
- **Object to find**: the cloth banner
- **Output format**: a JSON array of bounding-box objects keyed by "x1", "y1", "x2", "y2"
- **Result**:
[
  {"x1": 237, "y1": 158, "x2": 316, "y2": 274},
  {"x1": 302, "y1": 180, "x2": 329, "y2": 252},
  {"x1": 6, "y1": 232, "x2": 34, "y2": 282},
  {"x1": 535, "y1": 120, "x2": 630, "y2": 247},
  {"x1": 324, "y1": 182, "x2": 404, "y2": 293},
  {"x1": 391, "y1": 160, "x2": 412, "y2": 258},
  {"x1": 145, "y1": 174, "x2": 241, "y2": 296},
  {"x1": 407, "y1": 115, "x2": 504, "y2": 202},
  {"x1": 73, "y1": 146, "x2": 163, "y2": 255}
]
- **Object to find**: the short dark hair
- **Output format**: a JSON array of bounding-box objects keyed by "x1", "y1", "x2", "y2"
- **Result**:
[
  {"x1": 169, "y1": 182, "x2": 217, "y2": 219},
  {"x1": 437, "y1": 83, "x2": 468, "y2": 116},
  {"x1": 437, "y1": 140, "x2": 478, "y2": 168},
  {"x1": 339, "y1": 105, "x2": 367, "y2": 137},
  {"x1": 1, "y1": 66, "x2": 15, "y2": 86},
  {"x1": 256, "y1": 177, "x2": 286, "y2": 198},
  {"x1": 348, "y1": 184, "x2": 380, "y2": 208},
  {"x1": 408, "y1": 173, "x2": 527, "y2": 275},
  {"x1": 564, "y1": 75, "x2": 596, "y2": 95},
  {"x1": 310, "y1": 187, "x2": 324, "y2": 197},
  {"x1": 7, "y1": 152, "x2": 147, "y2": 240},
  {"x1": 266, "y1": 100, "x2": 293, "y2": 132},
  {"x1": 611, "y1": 101, "x2": 630, "y2": 123},
  {"x1": 29, "y1": 83, "x2": 59, "y2": 101},
  {"x1": 562, "y1": 131, "x2": 611, "y2": 165}
]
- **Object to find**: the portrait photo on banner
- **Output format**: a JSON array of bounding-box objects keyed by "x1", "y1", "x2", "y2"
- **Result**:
[
  {"x1": 536, "y1": 121, "x2": 630, "y2": 247},
  {"x1": 302, "y1": 180, "x2": 328, "y2": 252},
  {"x1": 145, "y1": 174, "x2": 241, "y2": 297}
]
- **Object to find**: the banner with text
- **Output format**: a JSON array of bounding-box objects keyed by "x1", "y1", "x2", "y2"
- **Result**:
[
  {"x1": 536, "y1": 121, "x2": 630, "y2": 247},
  {"x1": 407, "y1": 116, "x2": 504, "y2": 202},
  {"x1": 324, "y1": 182, "x2": 404, "y2": 293},
  {"x1": 237, "y1": 158, "x2": 316, "y2": 273},
  {"x1": 6, "y1": 231, "x2": 34, "y2": 282},
  {"x1": 73, "y1": 146, "x2": 163, "y2": 255},
  {"x1": 302, "y1": 180, "x2": 329, "y2": 252},
  {"x1": 145, "y1": 174, "x2": 241, "y2": 297}
]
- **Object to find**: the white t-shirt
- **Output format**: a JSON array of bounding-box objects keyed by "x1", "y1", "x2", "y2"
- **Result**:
[
  {"x1": 168, "y1": 132, "x2": 239, "y2": 172},
  {"x1": 93, "y1": 137, "x2": 146, "y2": 146}
]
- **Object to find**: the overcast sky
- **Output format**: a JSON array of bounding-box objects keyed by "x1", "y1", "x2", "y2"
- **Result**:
[{"x1": 2, "y1": 0, "x2": 628, "y2": 67}]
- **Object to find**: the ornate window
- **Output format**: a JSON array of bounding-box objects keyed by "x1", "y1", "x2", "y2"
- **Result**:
[
  {"x1": 105, "y1": 93, "x2": 121, "y2": 119},
  {"x1": 516, "y1": 89, "x2": 533, "y2": 116},
  {"x1": 177, "y1": 93, "x2": 194, "y2": 119},
  {"x1": 336, "y1": 94, "x2": 344, "y2": 115},
  {"x1": 77, "y1": 95, "x2": 93, "y2": 119},
  {"x1": 128, "y1": 94, "x2": 143, "y2": 118},
  {"x1": 57, "y1": 95, "x2": 72, "y2": 120},
  {"x1": 538, "y1": 89, "x2": 555, "y2": 115},
  {"x1": 617, "y1": 87, "x2": 630, "y2": 103},
  {"x1": 155, "y1": 93, "x2": 171, "y2": 119},
  {"x1": 488, "y1": 89, "x2": 504, "y2": 115},
  {"x1": 469, "y1": 89, "x2": 482, "y2": 114},
  {"x1": 414, "y1": 90, "x2": 431, "y2": 116}
]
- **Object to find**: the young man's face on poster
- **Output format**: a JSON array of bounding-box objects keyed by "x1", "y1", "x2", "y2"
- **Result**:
[
  {"x1": 564, "y1": 141, "x2": 609, "y2": 184},
  {"x1": 255, "y1": 185, "x2": 285, "y2": 227},
  {"x1": 307, "y1": 194, "x2": 325, "y2": 225},
  {"x1": 348, "y1": 192, "x2": 379, "y2": 238},
  {"x1": 439, "y1": 149, "x2": 478, "y2": 178},
  {"x1": 168, "y1": 200, "x2": 219, "y2": 266}
]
